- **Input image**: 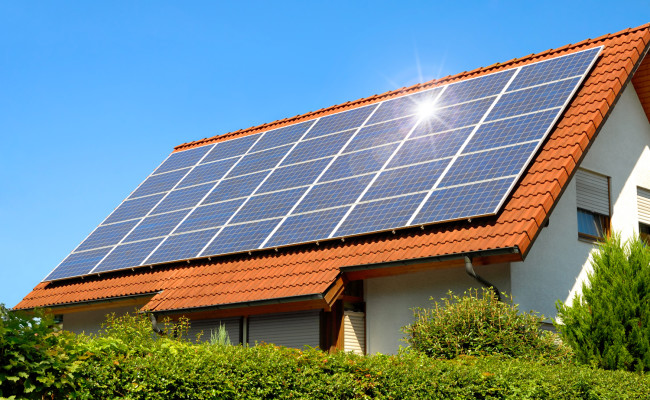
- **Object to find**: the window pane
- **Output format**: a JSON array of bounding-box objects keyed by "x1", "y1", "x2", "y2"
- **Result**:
[
  {"x1": 577, "y1": 209, "x2": 604, "y2": 238},
  {"x1": 640, "y1": 223, "x2": 650, "y2": 244}
]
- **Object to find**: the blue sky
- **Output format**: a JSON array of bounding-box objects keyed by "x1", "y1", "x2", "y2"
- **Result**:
[{"x1": 1, "y1": 1, "x2": 648, "y2": 308}]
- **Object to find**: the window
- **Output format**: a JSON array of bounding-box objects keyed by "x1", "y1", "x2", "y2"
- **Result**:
[
  {"x1": 576, "y1": 169, "x2": 610, "y2": 241},
  {"x1": 638, "y1": 187, "x2": 650, "y2": 244}
]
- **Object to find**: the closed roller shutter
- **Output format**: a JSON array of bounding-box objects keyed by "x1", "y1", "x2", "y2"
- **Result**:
[
  {"x1": 576, "y1": 169, "x2": 610, "y2": 215},
  {"x1": 248, "y1": 310, "x2": 320, "y2": 349},
  {"x1": 343, "y1": 311, "x2": 365, "y2": 355},
  {"x1": 187, "y1": 318, "x2": 240, "y2": 344},
  {"x1": 639, "y1": 187, "x2": 650, "y2": 225}
]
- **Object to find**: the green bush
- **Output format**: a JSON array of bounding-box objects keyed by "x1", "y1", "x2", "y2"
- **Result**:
[
  {"x1": 402, "y1": 288, "x2": 570, "y2": 362},
  {"x1": 0, "y1": 304, "x2": 82, "y2": 399},
  {"x1": 556, "y1": 234, "x2": 650, "y2": 371}
]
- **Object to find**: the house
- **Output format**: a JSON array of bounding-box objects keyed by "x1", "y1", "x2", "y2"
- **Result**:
[{"x1": 15, "y1": 24, "x2": 650, "y2": 355}]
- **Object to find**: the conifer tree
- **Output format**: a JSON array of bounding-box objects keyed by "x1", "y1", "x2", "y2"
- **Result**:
[{"x1": 556, "y1": 234, "x2": 650, "y2": 371}]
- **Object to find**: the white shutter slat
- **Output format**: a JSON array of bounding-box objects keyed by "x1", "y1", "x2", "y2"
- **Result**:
[
  {"x1": 343, "y1": 311, "x2": 365, "y2": 355},
  {"x1": 248, "y1": 311, "x2": 320, "y2": 349},
  {"x1": 638, "y1": 187, "x2": 650, "y2": 225},
  {"x1": 576, "y1": 169, "x2": 610, "y2": 215}
]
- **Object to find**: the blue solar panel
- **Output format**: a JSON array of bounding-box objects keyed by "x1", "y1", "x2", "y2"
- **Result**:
[
  {"x1": 45, "y1": 47, "x2": 601, "y2": 280},
  {"x1": 153, "y1": 145, "x2": 213, "y2": 174},
  {"x1": 75, "y1": 220, "x2": 139, "y2": 252},
  {"x1": 282, "y1": 130, "x2": 355, "y2": 166},
  {"x1": 201, "y1": 219, "x2": 279, "y2": 256},
  {"x1": 335, "y1": 193, "x2": 426, "y2": 237},
  {"x1": 228, "y1": 144, "x2": 292, "y2": 178},
  {"x1": 258, "y1": 158, "x2": 331, "y2": 194},
  {"x1": 363, "y1": 159, "x2": 450, "y2": 201},
  {"x1": 436, "y1": 69, "x2": 516, "y2": 107},
  {"x1": 509, "y1": 47, "x2": 600, "y2": 91},
  {"x1": 293, "y1": 175, "x2": 374, "y2": 214},
  {"x1": 486, "y1": 77, "x2": 580, "y2": 121},
  {"x1": 439, "y1": 142, "x2": 538, "y2": 188},
  {"x1": 175, "y1": 199, "x2": 245, "y2": 233},
  {"x1": 464, "y1": 109, "x2": 558, "y2": 153},
  {"x1": 320, "y1": 143, "x2": 398, "y2": 182},
  {"x1": 367, "y1": 87, "x2": 443, "y2": 125},
  {"x1": 412, "y1": 178, "x2": 514, "y2": 224},
  {"x1": 387, "y1": 127, "x2": 472, "y2": 168},
  {"x1": 146, "y1": 229, "x2": 219, "y2": 264},
  {"x1": 104, "y1": 194, "x2": 165, "y2": 224},
  {"x1": 346, "y1": 116, "x2": 418, "y2": 153},
  {"x1": 231, "y1": 187, "x2": 307, "y2": 224},
  {"x1": 306, "y1": 105, "x2": 379, "y2": 138},
  {"x1": 45, "y1": 247, "x2": 112, "y2": 281},
  {"x1": 177, "y1": 158, "x2": 238, "y2": 188},
  {"x1": 266, "y1": 207, "x2": 348, "y2": 248},
  {"x1": 124, "y1": 209, "x2": 191, "y2": 242},
  {"x1": 94, "y1": 238, "x2": 164, "y2": 273},
  {"x1": 202, "y1": 171, "x2": 267, "y2": 204},
  {"x1": 129, "y1": 168, "x2": 188, "y2": 199},
  {"x1": 152, "y1": 183, "x2": 214, "y2": 214},
  {"x1": 201, "y1": 134, "x2": 260, "y2": 164},
  {"x1": 251, "y1": 121, "x2": 315, "y2": 151}
]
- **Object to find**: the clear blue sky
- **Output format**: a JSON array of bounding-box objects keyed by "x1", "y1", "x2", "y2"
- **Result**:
[{"x1": 1, "y1": 1, "x2": 648, "y2": 308}]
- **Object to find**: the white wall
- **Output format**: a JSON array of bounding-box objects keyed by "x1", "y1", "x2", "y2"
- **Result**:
[
  {"x1": 512, "y1": 84, "x2": 650, "y2": 320},
  {"x1": 63, "y1": 304, "x2": 141, "y2": 335},
  {"x1": 365, "y1": 262, "x2": 510, "y2": 354}
]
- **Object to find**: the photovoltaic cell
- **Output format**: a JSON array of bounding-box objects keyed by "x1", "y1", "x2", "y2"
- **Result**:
[
  {"x1": 153, "y1": 145, "x2": 213, "y2": 175},
  {"x1": 306, "y1": 105, "x2": 378, "y2": 139},
  {"x1": 258, "y1": 158, "x2": 331, "y2": 194},
  {"x1": 93, "y1": 238, "x2": 164, "y2": 273},
  {"x1": 177, "y1": 158, "x2": 238, "y2": 188},
  {"x1": 387, "y1": 127, "x2": 472, "y2": 168},
  {"x1": 124, "y1": 209, "x2": 191, "y2": 242},
  {"x1": 146, "y1": 229, "x2": 219, "y2": 264},
  {"x1": 201, "y1": 134, "x2": 259, "y2": 164},
  {"x1": 129, "y1": 168, "x2": 188, "y2": 199},
  {"x1": 45, "y1": 247, "x2": 112, "y2": 281},
  {"x1": 45, "y1": 47, "x2": 601, "y2": 281},
  {"x1": 335, "y1": 193, "x2": 426, "y2": 237},
  {"x1": 320, "y1": 144, "x2": 397, "y2": 182},
  {"x1": 104, "y1": 194, "x2": 165, "y2": 224},
  {"x1": 201, "y1": 219, "x2": 280, "y2": 256},
  {"x1": 266, "y1": 207, "x2": 348, "y2": 248},
  {"x1": 75, "y1": 220, "x2": 139, "y2": 252},
  {"x1": 486, "y1": 77, "x2": 580, "y2": 121},
  {"x1": 439, "y1": 142, "x2": 538, "y2": 188},
  {"x1": 412, "y1": 178, "x2": 514, "y2": 224},
  {"x1": 363, "y1": 159, "x2": 449, "y2": 201},
  {"x1": 151, "y1": 183, "x2": 214, "y2": 214},
  {"x1": 294, "y1": 175, "x2": 374, "y2": 214},
  {"x1": 175, "y1": 199, "x2": 245, "y2": 233},
  {"x1": 464, "y1": 109, "x2": 558, "y2": 153}
]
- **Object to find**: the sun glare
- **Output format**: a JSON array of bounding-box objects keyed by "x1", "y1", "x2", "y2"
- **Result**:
[{"x1": 416, "y1": 100, "x2": 437, "y2": 120}]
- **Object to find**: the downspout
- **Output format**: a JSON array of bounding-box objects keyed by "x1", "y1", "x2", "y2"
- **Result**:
[
  {"x1": 149, "y1": 313, "x2": 164, "y2": 335},
  {"x1": 464, "y1": 256, "x2": 502, "y2": 301}
]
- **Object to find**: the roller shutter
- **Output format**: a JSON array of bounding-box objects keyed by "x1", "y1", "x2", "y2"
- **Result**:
[
  {"x1": 576, "y1": 169, "x2": 610, "y2": 215},
  {"x1": 187, "y1": 318, "x2": 240, "y2": 344},
  {"x1": 343, "y1": 311, "x2": 365, "y2": 355},
  {"x1": 639, "y1": 187, "x2": 650, "y2": 225},
  {"x1": 248, "y1": 310, "x2": 320, "y2": 349}
]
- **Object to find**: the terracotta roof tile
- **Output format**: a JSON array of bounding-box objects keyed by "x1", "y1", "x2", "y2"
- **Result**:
[{"x1": 15, "y1": 24, "x2": 650, "y2": 313}]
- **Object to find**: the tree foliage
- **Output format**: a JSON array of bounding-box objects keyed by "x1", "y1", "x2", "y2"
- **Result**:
[{"x1": 556, "y1": 234, "x2": 650, "y2": 371}]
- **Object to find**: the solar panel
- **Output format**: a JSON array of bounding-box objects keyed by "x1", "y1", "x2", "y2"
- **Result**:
[{"x1": 44, "y1": 46, "x2": 602, "y2": 281}]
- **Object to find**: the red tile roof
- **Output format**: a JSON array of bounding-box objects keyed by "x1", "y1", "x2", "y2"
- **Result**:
[{"x1": 15, "y1": 24, "x2": 650, "y2": 313}]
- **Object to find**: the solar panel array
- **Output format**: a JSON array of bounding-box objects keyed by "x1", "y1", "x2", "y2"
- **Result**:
[{"x1": 44, "y1": 46, "x2": 602, "y2": 281}]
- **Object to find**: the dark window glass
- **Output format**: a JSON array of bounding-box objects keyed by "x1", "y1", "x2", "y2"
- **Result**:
[
  {"x1": 577, "y1": 208, "x2": 607, "y2": 240},
  {"x1": 640, "y1": 223, "x2": 650, "y2": 244}
]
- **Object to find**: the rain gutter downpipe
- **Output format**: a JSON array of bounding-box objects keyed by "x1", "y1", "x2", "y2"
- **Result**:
[
  {"x1": 149, "y1": 313, "x2": 164, "y2": 335},
  {"x1": 464, "y1": 256, "x2": 502, "y2": 301}
]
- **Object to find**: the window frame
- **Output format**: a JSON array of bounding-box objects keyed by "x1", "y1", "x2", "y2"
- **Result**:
[{"x1": 576, "y1": 169, "x2": 611, "y2": 242}]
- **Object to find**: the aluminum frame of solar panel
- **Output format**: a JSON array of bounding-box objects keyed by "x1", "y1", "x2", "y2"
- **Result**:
[{"x1": 44, "y1": 46, "x2": 602, "y2": 281}]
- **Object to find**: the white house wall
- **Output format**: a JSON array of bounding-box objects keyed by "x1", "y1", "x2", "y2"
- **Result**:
[
  {"x1": 364, "y1": 262, "x2": 510, "y2": 354},
  {"x1": 512, "y1": 84, "x2": 650, "y2": 320}
]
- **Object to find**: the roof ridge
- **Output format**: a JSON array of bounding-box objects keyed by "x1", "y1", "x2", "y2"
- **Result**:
[{"x1": 173, "y1": 23, "x2": 650, "y2": 152}]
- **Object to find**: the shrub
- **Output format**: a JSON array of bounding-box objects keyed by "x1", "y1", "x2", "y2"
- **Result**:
[
  {"x1": 402, "y1": 288, "x2": 570, "y2": 362},
  {"x1": 556, "y1": 234, "x2": 650, "y2": 371},
  {"x1": 0, "y1": 304, "x2": 82, "y2": 399}
]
